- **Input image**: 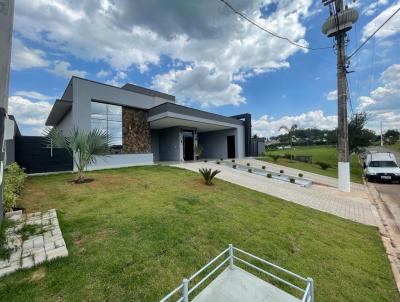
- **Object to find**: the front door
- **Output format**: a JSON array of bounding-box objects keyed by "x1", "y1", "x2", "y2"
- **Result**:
[
  {"x1": 227, "y1": 135, "x2": 235, "y2": 158},
  {"x1": 183, "y1": 130, "x2": 194, "y2": 161}
]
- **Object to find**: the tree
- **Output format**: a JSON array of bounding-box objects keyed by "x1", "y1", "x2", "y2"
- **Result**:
[
  {"x1": 45, "y1": 128, "x2": 112, "y2": 183},
  {"x1": 384, "y1": 129, "x2": 400, "y2": 145},
  {"x1": 279, "y1": 124, "x2": 297, "y2": 160},
  {"x1": 348, "y1": 112, "x2": 375, "y2": 153}
]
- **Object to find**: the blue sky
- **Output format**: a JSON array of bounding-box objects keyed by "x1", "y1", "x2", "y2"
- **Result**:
[{"x1": 8, "y1": 0, "x2": 400, "y2": 137}]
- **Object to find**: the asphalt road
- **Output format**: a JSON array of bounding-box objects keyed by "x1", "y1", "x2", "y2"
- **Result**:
[{"x1": 367, "y1": 146, "x2": 400, "y2": 228}]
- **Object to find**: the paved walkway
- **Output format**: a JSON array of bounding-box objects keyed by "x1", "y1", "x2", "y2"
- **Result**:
[
  {"x1": 237, "y1": 158, "x2": 366, "y2": 192},
  {"x1": 0, "y1": 209, "x2": 68, "y2": 278},
  {"x1": 172, "y1": 161, "x2": 377, "y2": 226}
]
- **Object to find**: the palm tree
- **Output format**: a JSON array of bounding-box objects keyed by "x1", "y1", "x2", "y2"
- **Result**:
[
  {"x1": 279, "y1": 124, "x2": 298, "y2": 160},
  {"x1": 44, "y1": 127, "x2": 112, "y2": 183}
]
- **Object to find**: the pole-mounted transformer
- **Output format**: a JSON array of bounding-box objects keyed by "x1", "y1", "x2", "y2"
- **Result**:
[{"x1": 321, "y1": 0, "x2": 358, "y2": 192}]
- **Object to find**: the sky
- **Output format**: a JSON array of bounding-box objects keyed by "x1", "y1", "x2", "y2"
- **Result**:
[{"x1": 7, "y1": 0, "x2": 400, "y2": 138}]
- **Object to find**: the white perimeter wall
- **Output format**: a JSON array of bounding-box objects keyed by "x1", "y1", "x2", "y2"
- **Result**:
[{"x1": 84, "y1": 154, "x2": 154, "y2": 171}]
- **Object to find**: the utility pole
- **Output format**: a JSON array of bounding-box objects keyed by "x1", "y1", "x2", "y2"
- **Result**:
[
  {"x1": 322, "y1": 0, "x2": 358, "y2": 192},
  {"x1": 380, "y1": 121, "x2": 383, "y2": 146},
  {"x1": 0, "y1": 0, "x2": 15, "y2": 220}
]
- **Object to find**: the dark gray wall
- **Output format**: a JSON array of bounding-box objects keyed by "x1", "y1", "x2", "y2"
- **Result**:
[
  {"x1": 198, "y1": 129, "x2": 238, "y2": 159},
  {"x1": 151, "y1": 130, "x2": 160, "y2": 161},
  {"x1": 158, "y1": 127, "x2": 181, "y2": 161}
]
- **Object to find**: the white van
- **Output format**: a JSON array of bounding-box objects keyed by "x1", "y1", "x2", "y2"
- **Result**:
[{"x1": 364, "y1": 152, "x2": 400, "y2": 182}]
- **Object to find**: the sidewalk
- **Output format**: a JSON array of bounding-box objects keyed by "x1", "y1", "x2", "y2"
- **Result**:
[{"x1": 172, "y1": 161, "x2": 377, "y2": 226}]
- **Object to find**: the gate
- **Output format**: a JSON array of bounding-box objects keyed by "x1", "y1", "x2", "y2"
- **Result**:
[{"x1": 15, "y1": 136, "x2": 73, "y2": 174}]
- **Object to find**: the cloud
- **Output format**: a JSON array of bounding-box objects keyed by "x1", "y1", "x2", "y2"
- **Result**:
[
  {"x1": 357, "y1": 64, "x2": 400, "y2": 131},
  {"x1": 252, "y1": 110, "x2": 337, "y2": 138},
  {"x1": 47, "y1": 61, "x2": 87, "y2": 79},
  {"x1": 105, "y1": 71, "x2": 129, "y2": 87},
  {"x1": 362, "y1": 0, "x2": 389, "y2": 16},
  {"x1": 96, "y1": 69, "x2": 111, "y2": 78},
  {"x1": 362, "y1": 1, "x2": 400, "y2": 41},
  {"x1": 8, "y1": 95, "x2": 53, "y2": 135},
  {"x1": 13, "y1": 0, "x2": 314, "y2": 107},
  {"x1": 326, "y1": 90, "x2": 337, "y2": 101},
  {"x1": 14, "y1": 90, "x2": 54, "y2": 101},
  {"x1": 11, "y1": 38, "x2": 49, "y2": 70},
  {"x1": 151, "y1": 65, "x2": 245, "y2": 107}
]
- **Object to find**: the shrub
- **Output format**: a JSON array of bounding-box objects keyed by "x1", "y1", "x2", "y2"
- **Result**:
[
  {"x1": 220, "y1": 158, "x2": 224, "y2": 161},
  {"x1": 280, "y1": 169, "x2": 284, "y2": 174},
  {"x1": 298, "y1": 173, "x2": 303, "y2": 178},
  {"x1": 246, "y1": 163, "x2": 250, "y2": 166},
  {"x1": 204, "y1": 159, "x2": 208, "y2": 163},
  {"x1": 216, "y1": 161, "x2": 220, "y2": 164},
  {"x1": 248, "y1": 168, "x2": 252, "y2": 173},
  {"x1": 3, "y1": 163, "x2": 27, "y2": 212},
  {"x1": 199, "y1": 168, "x2": 221, "y2": 185},
  {"x1": 269, "y1": 155, "x2": 280, "y2": 162},
  {"x1": 232, "y1": 164, "x2": 237, "y2": 169},
  {"x1": 316, "y1": 161, "x2": 332, "y2": 170},
  {"x1": 290, "y1": 178, "x2": 295, "y2": 184},
  {"x1": 284, "y1": 153, "x2": 292, "y2": 159},
  {"x1": 262, "y1": 165, "x2": 266, "y2": 169},
  {"x1": 231, "y1": 159, "x2": 235, "y2": 163},
  {"x1": 267, "y1": 173, "x2": 272, "y2": 178}
]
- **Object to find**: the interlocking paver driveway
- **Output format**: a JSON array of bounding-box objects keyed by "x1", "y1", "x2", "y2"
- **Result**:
[{"x1": 173, "y1": 161, "x2": 377, "y2": 226}]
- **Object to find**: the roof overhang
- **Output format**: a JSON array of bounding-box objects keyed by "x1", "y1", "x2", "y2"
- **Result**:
[
  {"x1": 45, "y1": 99, "x2": 72, "y2": 126},
  {"x1": 148, "y1": 103, "x2": 244, "y2": 133}
]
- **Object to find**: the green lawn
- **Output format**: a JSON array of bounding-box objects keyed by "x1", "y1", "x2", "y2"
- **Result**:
[
  {"x1": 0, "y1": 166, "x2": 397, "y2": 302},
  {"x1": 260, "y1": 145, "x2": 364, "y2": 183}
]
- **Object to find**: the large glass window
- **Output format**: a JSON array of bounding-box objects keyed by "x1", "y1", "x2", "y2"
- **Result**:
[{"x1": 90, "y1": 101, "x2": 123, "y2": 152}]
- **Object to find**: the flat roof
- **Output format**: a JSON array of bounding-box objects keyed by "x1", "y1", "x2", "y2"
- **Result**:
[
  {"x1": 148, "y1": 102, "x2": 244, "y2": 126},
  {"x1": 45, "y1": 99, "x2": 72, "y2": 126},
  {"x1": 121, "y1": 83, "x2": 175, "y2": 102}
]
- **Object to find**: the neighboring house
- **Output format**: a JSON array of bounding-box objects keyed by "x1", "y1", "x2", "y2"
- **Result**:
[{"x1": 45, "y1": 77, "x2": 251, "y2": 171}]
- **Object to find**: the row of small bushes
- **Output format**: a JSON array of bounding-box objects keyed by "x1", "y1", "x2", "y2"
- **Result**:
[
  {"x1": 3, "y1": 163, "x2": 27, "y2": 212},
  {"x1": 267, "y1": 154, "x2": 332, "y2": 170}
]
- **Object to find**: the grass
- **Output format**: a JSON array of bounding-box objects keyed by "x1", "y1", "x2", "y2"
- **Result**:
[
  {"x1": 260, "y1": 145, "x2": 364, "y2": 183},
  {"x1": 0, "y1": 166, "x2": 398, "y2": 302},
  {"x1": 17, "y1": 224, "x2": 45, "y2": 241},
  {"x1": 0, "y1": 219, "x2": 15, "y2": 260}
]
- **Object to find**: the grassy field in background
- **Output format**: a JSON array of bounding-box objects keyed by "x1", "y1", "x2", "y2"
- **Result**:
[
  {"x1": 259, "y1": 145, "x2": 364, "y2": 183},
  {"x1": 0, "y1": 166, "x2": 397, "y2": 301}
]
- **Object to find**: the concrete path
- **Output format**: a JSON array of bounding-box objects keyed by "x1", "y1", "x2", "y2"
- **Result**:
[
  {"x1": 236, "y1": 158, "x2": 366, "y2": 192},
  {"x1": 172, "y1": 161, "x2": 377, "y2": 226},
  {"x1": 192, "y1": 266, "x2": 300, "y2": 302}
]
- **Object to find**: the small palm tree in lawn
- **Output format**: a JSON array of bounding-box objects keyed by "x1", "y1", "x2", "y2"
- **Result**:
[
  {"x1": 44, "y1": 127, "x2": 112, "y2": 183},
  {"x1": 279, "y1": 124, "x2": 298, "y2": 160},
  {"x1": 199, "y1": 168, "x2": 221, "y2": 185}
]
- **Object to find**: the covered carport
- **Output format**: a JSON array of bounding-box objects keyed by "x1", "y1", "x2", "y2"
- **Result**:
[{"x1": 148, "y1": 103, "x2": 247, "y2": 161}]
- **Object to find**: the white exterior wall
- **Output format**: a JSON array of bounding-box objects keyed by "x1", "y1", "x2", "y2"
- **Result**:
[{"x1": 85, "y1": 154, "x2": 154, "y2": 171}]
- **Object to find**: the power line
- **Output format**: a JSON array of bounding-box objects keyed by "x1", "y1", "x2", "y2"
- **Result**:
[
  {"x1": 347, "y1": 6, "x2": 400, "y2": 60},
  {"x1": 218, "y1": 0, "x2": 333, "y2": 51}
]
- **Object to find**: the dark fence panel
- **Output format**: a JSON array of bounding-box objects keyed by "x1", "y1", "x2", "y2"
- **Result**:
[{"x1": 15, "y1": 136, "x2": 73, "y2": 174}]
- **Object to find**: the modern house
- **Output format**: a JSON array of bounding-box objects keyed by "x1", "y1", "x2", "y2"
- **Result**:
[{"x1": 45, "y1": 77, "x2": 251, "y2": 171}]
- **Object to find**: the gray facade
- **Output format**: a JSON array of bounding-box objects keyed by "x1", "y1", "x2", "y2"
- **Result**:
[
  {"x1": 199, "y1": 129, "x2": 243, "y2": 159},
  {"x1": 46, "y1": 77, "x2": 250, "y2": 170}
]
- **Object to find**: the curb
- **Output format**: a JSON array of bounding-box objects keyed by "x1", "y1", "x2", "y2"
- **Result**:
[{"x1": 364, "y1": 179, "x2": 400, "y2": 294}]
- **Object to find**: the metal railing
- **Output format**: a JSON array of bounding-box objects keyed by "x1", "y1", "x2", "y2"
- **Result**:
[{"x1": 159, "y1": 244, "x2": 314, "y2": 302}]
